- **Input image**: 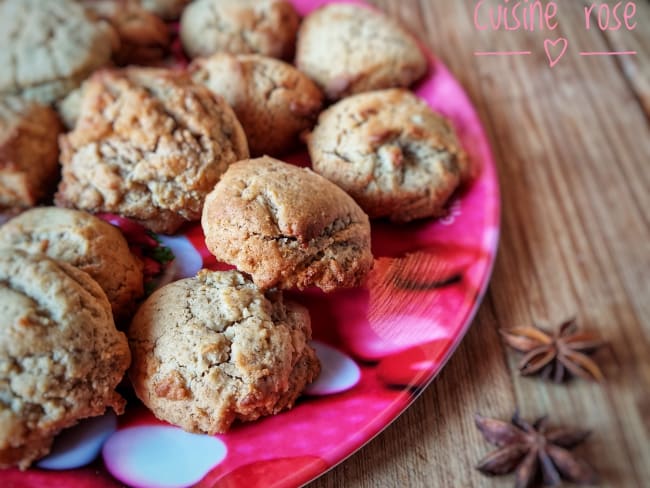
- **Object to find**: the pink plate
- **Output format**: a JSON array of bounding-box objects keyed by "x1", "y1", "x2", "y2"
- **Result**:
[{"x1": 1, "y1": 1, "x2": 499, "y2": 486}]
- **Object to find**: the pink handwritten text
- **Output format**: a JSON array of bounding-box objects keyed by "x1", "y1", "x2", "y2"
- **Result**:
[
  {"x1": 474, "y1": 0, "x2": 559, "y2": 31},
  {"x1": 584, "y1": 2, "x2": 637, "y2": 31},
  {"x1": 472, "y1": 0, "x2": 638, "y2": 65}
]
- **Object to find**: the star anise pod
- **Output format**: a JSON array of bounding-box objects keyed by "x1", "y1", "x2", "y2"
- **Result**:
[
  {"x1": 475, "y1": 411, "x2": 599, "y2": 487},
  {"x1": 500, "y1": 318, "x2": 606, "y2": 383}
]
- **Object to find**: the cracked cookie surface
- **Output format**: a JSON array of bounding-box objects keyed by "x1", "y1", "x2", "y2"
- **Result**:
[
  {"x1": 128, "y1": 269, "x2": 320, "y2": 434},
  {"x1": 0, "y1": 207, "x2": 143, "y2": 324},
  {"x1": 0, "y1": 0, "x2": 116, "y2": 104},
  {"x1": 201, "y1": 156, "x2": 373, "y2": 292},
  {"x1": 296, "y1": 3, "x2": 427, "y2": 100},
  {"x1": 308, "y1": 89, "x2": 469, "y2": 222},
  {"x1": 0, "y1": 98, "x2": 63, "y2": 210},
  {"x1": 180, "y1": 0, "x2": 299, "y2": 60},
  {"x1": 191, "y1": 53, "x2": 323, "y2": 157},
  {"x1": 55, "y1": 67, "x2": 249, "y2": 234},
  {"x1": 0, "y1": 249, "x2": 130, "y2": 469}
]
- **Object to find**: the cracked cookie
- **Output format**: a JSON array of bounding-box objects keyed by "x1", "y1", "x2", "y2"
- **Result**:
[
  {"x1": 0, "y1": 0, "x2": 117, "y2": 104},
  {"x1": 201, "y1": 156, "x2": 373, "y2": 292},
  {"x1": 180, "y1": 0, "x2": 300, "y2": 60},
  {"x1": 0, "y1": 97, "x2": 63, "y2": 210},
  {"x1": 191, "y1": 53, "x2": 323, "y2": 157},
  {"x1": 0, "y1": 249, "x2": 130, "y2": 469},
  {"x1": 295, "y1": 3, "x2": 428, "y2": 100},
  {"x1": 85, "y1": 0, "x2": 171, "y2": 66},
  {"x1": 0, "y1": 207, "x2": 144, "y2": 325},
  {"x1": 308, "y1": 89, "x2": 468, "y2": 222},
  {"x1": 55, "y1": 67, "x2": 249, "y2": 234},
  {"x1": 128, "y1": 269, "x2": 320, "y2": 434}
]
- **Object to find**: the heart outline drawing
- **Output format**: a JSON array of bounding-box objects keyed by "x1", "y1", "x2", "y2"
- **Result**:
[{"x1": 544, "y1": 38, "x2": 569, "y2": 68}]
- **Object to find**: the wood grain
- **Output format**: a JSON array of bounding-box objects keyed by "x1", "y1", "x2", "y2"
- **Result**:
[{"x1": 309, "y1": 1, "x2": 650, "y2": 486}]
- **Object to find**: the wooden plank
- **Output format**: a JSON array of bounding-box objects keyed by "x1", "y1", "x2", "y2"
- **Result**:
[
  {"x1": 586, "y1": 0, "x2": 650, "y2": 117},
  {"x1": 310, "y1": 1, "x2": 650, "y2": 486}
]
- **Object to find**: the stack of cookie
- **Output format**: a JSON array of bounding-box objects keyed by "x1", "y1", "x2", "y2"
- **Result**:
[{"x1": 0, "y1": 0, "x2": 471, "y2": 469}]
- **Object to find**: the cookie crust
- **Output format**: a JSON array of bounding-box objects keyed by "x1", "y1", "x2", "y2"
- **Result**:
[
  {"x1": 296, "y1": 3, "x2": 427, "y2": 100},
  {"x1": 0, "y1": 0, "x2": 116, "y2": 104},
  {"x1": 56, "y1": 68, "x2": 249, "y2": 234},
  {"x1": 0, "y1": 250, "x2": 130, "y2": 469},
  {"x1": 0, "y1": 207, "x2": 144, "y2": 324},
  {"x1": 0, "y1": 98, "x2": 63, "y2": 210},
  {"x1": 191, "y1": 53, "x2": 323, "y2": 157},
  {"x1": 128, "y1": 269, "x2": 320, "y2": 434},
  {"x1": 308, "y1": 89, "x2": 468, "y2": 222},
  {"x1": 85, "y1": 0, "x2": 171, "y2": 66},
  {"x1": 202, "y1": 156, "x2": 373, "y2": 292},
  {"x1": 180, "y1": 0, "x2": 300, "y2": 60}
]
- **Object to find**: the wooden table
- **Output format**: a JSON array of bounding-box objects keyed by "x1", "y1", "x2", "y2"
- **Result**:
[{"x1": 310, "y1": 1, "x2": 650, "y2": 486}]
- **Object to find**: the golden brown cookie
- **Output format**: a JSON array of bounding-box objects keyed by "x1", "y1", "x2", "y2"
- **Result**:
[
  {"x1": 0, "y1": 0, "x2": 117, "y2": 104},
  {"x1": 191, "y1": 53, "x2": 323, "y2": 157},
  {"x1": 308, "y1": 89, "x2": 468, "y2": 222},
  {"x1": 180, "y1": 0, "x2": 300, "y2": 60},
  {"x1": 0, "y1": 249, "x2": 130, "y2": 469},
  {"x1": 85, "y1": 0, "x2": 170, "y2": 65},
  {"x1": 0, "y1": 98, "x2": 63, "y2": 210},
  {"x1": 55, "y1": 67, "x2": 249, "y2": 234},
  {"x1": 128, "y1": 269, "x2": 320, "y2": 434},
  {"x1": 201, "y1": 156, "x2": 373, "y2": 292},
  {"x1": 295, "y1": 3, "x2": 427, "y2": 100},
  {"x1": 0, "y1": 207, "x2": 144, "y2": 324}
]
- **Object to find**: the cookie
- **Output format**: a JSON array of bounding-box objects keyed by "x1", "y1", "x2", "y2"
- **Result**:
[
  {"x1": 0, "y1": 0, "x2": 117, "y2": 104},
  {"x1": 139, "y1": 0, "x2": 189, "y2": 20},
  {"x1": 85, "y1": 0, "x2": 170, "y2": 65},
  {"x1": 128, "y1": 269, "x2": 319, "y2": 434},
  {"x1": 295, "y1": 3, "x2": 427, "y2": 100},
  {"x1": 202, "y1": 157, "x2": 373, "y2": 292},
  {"x1": 308, "y1": 89, "x2": 468, "y2": 222},
  {"x1": 0, "y1": 249, "x2": 130, "y2": 469},
  {"x1": 56, "y1": 67, "x2": 249, "y2": 234},
  {"x1": 191, "y1": 53, "x2": 323, "y2": 157},
  {"x1": 180, "y1": 0, "x2": 300, "y2": 60},
  {"x1": 0, "y1": 97, "x2": 63, "y2": 210},
  {"x1": 56, "y1": 86, "x2": 84, "y2": 130},
  {"x1": 0, "y1": 207, "x2": 144, "y2": 324}
]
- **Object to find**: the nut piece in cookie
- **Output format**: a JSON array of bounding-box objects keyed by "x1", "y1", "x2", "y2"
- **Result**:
[
  {"x1": 296, "y1": 3, "x2": 428, "y2": 100},
  {"x1": 0, "y1": 0, "x2": 117, "y2": 104},
  {"x1": 85, "y1": 0, "x2": 171, "y2": 65},
  {"x1": 55, "y1": 67, "x2": 249, "y2": 234},
  {"x1": 0, "y1": 207, "x2": 144, "y2": 324},
  {"x1": 202, "y1": 156, "x2": 373, "y2": 292},
  {"x1": 308, "y1": 89, "x2": 469, "y2": 223},
  {"x1": 0, "y1": 249, "x2": 130, "y2": 469},
  {"x1": 191, "y1": 53, "x2": 323, "y2": 157},
  {"x1": 128, "y1": 269, "x2": 320, "y2": 434},
  {"x1": 180, "y1": 0, "x2": 300, "y2": 60},
  {"x1": 0, "y1": 98, "x2": 63, "y2": 210}
]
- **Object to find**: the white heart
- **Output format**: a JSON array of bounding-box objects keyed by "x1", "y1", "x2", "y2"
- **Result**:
[
  {"x1": 102, "y1": 425, "x2": 227, "y2": 488},
  {"x1": 305, "y1": 341, "x2": 361, "y2": 395},
  {"x1": 37, "y1": 412, "x2": 117, "y2": 470}
]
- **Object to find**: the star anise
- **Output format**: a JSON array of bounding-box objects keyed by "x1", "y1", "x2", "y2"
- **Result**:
[
  {"x1": 500, "y1": 318, "x2": 606, "y2": 383},
  {"x1": 475, "y1": 411, "x2": 599, "y2": 487}
]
